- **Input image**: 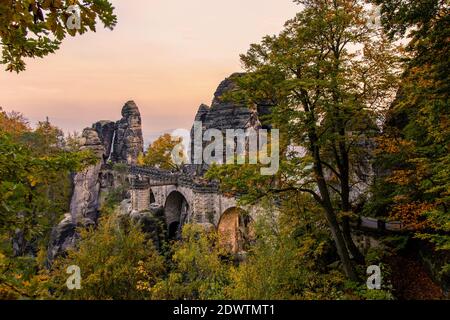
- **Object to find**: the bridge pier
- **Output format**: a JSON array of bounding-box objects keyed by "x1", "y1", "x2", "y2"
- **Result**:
[{"x1": 130, "y1": 177, "x2": 151, "y2": 213}]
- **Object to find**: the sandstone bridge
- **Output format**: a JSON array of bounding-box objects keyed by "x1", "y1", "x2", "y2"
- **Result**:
[
  {"x1": 111, "y1": 165, "x2": 407, "y2": 254},
  {"x1": 124, "y1": 165, "x2": 254, "y2": 252}
]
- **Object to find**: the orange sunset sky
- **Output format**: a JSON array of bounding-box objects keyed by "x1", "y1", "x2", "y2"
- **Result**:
[{"x1": 0, "y1": 0, "x2": 298, "y2": 142}]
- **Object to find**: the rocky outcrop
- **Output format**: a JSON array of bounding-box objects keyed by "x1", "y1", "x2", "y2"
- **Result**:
[
  {"x1": 111, "y1": 101, "x2": 144, "y2": 165},
  {"x1": 80, "y1": 127, "x2": 106, "y2": 158},
  {"x1": 70, "y1": 128, "x2": 105, "y2": 223},
  {"x1": 206, "y1": 73, "x2": 261, "y2": 132},
  {"x1": 47, "y1": 128, "x2": 105, "y2": 262},
  {"x1": 90, "y1": 101, "x2": 145, "y2": 165},
  {"x1": 46, "y1": 214, "x2": 95, "y2": 263},
  {"x1": 47, "y1": 80, "x2": 271, "y2": 261},
  {"x1": 46, "y1": 214, "x2": 77, "y2": 262},
  {"x1": 47, "y1": 101, "x2": 145, "y2": 262},
  {"x1": 190, "y1": 73, "x2": 263, "y2": 166}
]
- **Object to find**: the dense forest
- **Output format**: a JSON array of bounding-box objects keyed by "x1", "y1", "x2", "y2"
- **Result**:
[{"x1": 0, "y1": 0, "x2": 449, "y2": 300}]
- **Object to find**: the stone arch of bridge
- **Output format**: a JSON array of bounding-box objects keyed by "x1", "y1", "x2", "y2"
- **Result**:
[
  {"x1": 164, "y1": 190, "x2": 190, "y2": 239},
  {"x1": 217, "y1": 207, "x2": 252, "y2": 254}
]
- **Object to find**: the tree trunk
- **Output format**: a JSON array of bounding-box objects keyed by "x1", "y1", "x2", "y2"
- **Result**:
[
  {"x1": 318, "y1": 183, "x2": 359, "y2": 281},
  {"x1": 312, "y1": 146, "x2": 359, "y2": 281},
  {"x1": 329, "y1": 42, "x2": 365, "y2": 266},
  {"x1": 303, "y1": 89, "x2": 359, "y2": 281},
  {"x1": 342, "y1": 216, "x2": 365, "y2": 264},
  {"x1": 340, "y1": 161, "x2": 365, "y2": 264}
]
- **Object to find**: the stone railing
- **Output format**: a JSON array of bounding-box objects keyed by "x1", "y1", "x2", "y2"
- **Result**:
[
  {"x1": 353, "y1": 217, "x2": 407, "y2": 233},
  {"x1": 127, "y1": 165, "x2": 219, "y2": 193}
]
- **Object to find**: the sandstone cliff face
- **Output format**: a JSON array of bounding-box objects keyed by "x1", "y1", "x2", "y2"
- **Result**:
[
  {"x1": 206, "y1": 73, "x2": 261, "y2": 132},
  {"x1": 190, "y1": 73, "x2": 263, "y2": 166},
  {"x1": 48, "y1": 102, "x2": 144, "y2": 262},
  {"x1": 91, "y1": 101, "x2": 144, "y2": 165},
  {"x1": 46, "y1": 213, "x2": 78, "y2": 263},
  {"x1": 111, "y1": 101, "x2": 144, "y2": 165},
  {"x1": 48, "y1": 128, "x2": 105, "y2": 262},
  {"x1": 69, "y1": 128, "x2": 105, "y2": 223}
]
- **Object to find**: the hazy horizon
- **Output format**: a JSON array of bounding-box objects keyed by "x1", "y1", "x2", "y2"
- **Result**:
[{"x1": 0, "y1": 0, "x2": 298, "y2": 143}]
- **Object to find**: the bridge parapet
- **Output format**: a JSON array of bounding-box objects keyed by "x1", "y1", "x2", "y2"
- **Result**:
[
  {"x1": 354, "y1": 217, "x2": 407, "y2": 233},
  {"x1": 129, "y1": 165, "x2": 220, "y2": 192},
  {"x1": 130, "y1": 177, "x2": 150, "y2": 190},
  {"x1": 177, "y1": 175, "x2": 219, "y2": 193}
]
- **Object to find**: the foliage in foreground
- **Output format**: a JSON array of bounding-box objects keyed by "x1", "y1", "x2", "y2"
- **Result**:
[
  {"x1": 46, "y1": 214, "x2": 165, "y2": 300},
  {"x1": 0, "y1": 0, "x2": 117, "y2": 72},
  {"x1": 0, "y1": 110, "x2": 96, "y2": 299},
  {"x1": 366, "y1": 0, "x2": 449, "y2": 276}
]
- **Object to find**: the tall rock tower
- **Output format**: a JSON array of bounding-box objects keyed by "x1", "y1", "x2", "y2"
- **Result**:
[
  {"x1": 112, "y1": 100, "x2": 144, "y2": 165},
  {"x1": 190, "y1": 73, "x2": 264, "y2": 168},
  {"x1": 92, "y1": 101, "x2": 144, "y2": 165}
]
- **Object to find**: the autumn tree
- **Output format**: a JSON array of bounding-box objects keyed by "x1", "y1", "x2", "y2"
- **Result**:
[
  {"x1": 226, "y1": 192, "x2": 394, "y2": 300},
  {"x1": 138, "y1": 134, "x2": 187, "y2": 171},
  {"x1": 0, "y1": 111, "x2": 96, "y2": 262},
  {"x1": 37, "y1": 213, "x2": 164, "y2": 300},
  {"x1": 208, "y1": 0, "x2": 400, "y2": 281},
  {"x1": 0, "y1": 133, "x2": 95, "y2": 252},
  {"x1": 367, "y1": 0, "x2": 449, "y2": 250},
  {"x1": 0, "y1": 0, "x2": 117, "y2": 72},
  {"x1": 151, "y1": 224, "x2": 231, "y2": 300},
  {"x1": 0, "y1": 107, "x2": 30, "y2": 137},
  {"x1": 20, "y1": 119, "x2": 65, "y2": 155}
]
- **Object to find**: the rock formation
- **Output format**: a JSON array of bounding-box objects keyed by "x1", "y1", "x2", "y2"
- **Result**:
[
  {"x1": 47, "y1": 75, "x2": 271, "y2": 262},
  {"x1": 47, "y1": 102, "x2": 144, "y2": 262},
  {"x1": 204, "y1": 73, "x2": 262, "y2": 132},
  {"x1": 70, "y1": 128, "x2": 105, "y2": 223},
  {"x1": 190, "y1": 73, "x2": 264, "y2": 166},
  {"x1": 46, "y1": 213, "x2": 79, "y2": 263},
  {"x1": 47, "y1": 128, "x2": 105, "y2": 262},
  {"x1": 111, "y1": 101, "x2": 144, "y2": 165},
  {"x1": 92, "y1": 101, "x2": 144, "y2": 165}
]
